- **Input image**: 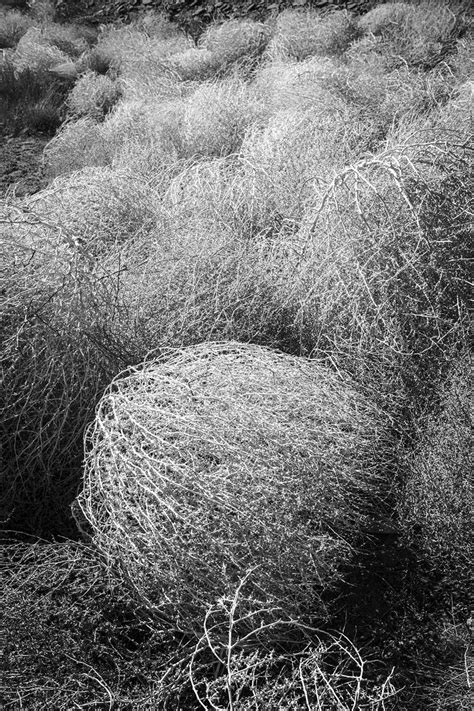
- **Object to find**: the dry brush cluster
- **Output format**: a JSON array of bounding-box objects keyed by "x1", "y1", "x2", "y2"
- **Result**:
[
  {"x1": 1, "y1": 1, "x2": 472, "y2": 707},
  {"x1": 77, "y1": 342, "x2": 388, "y2": 635}
]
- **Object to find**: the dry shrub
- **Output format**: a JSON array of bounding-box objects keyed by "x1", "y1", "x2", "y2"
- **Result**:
[
  {"x1": 1, "y1": 541, "x2": 397, "y2": 709},
  {"x1": 89, "y1": 151, "x2": 326, "y2": 358},
  {"x1": 0, "y1": 170, "x2": 158, "y2": 532},
  {"x1": 236, "y1": 128, "x2": 471, "y2": 399},
  {"x1": 0, "y1": 9, "x2": 33, "y2": 49},
  {"x1": 77, "y1": 341, "x2": 385, "y2": 637},
  {"x1": 28, "y1": 0, "x2": 55, "y2": 23},
  {"x1": 326, "y1": 59, "x2": 456, "y2": 139},
  {"x1": 199, "y1": 18, "x2": 271, "y2": 70},
  {"x1": 269, "y1": 8, "x2": 359, "y2": 61},
  {"x1": 91, "y1": 25, "x2": 191, "y2": 84},
  {"x1": 23, "y1": 166, "x2": 159, "y2": 254},
  {"x1": 46, "y1": 96, "x2": 186, "y2": 178},
  {"x1": 43, "y1": 116, "x2": 112, "y2": 177},
  {"x1": 236, "y1": 106, "x2": 373, "y2": 231},
  {"x1": 1, "y1": 539, "x2": 170, "y2": 709},
  {"x1": 253, "y1": 54, "x2": 452, "y2": 150},
  {"x1": 399, "y1": 353, "x2": 472, "y2": 566},
  {"x1": 397, "y1": 353, "x2": 473, "y2": 710},
  {"x1": 38, "y1": 22, "x2": 89, "y2": 58},
  {"x1": 120, "y1": 63, "x2": 187, "y2": 104},
  {"x1": 448, "y1": 36, "x2": 474, "y2": 83},
  {"x1": 165, "y1": 46, "x2": 217, "y2": 82},
  {"x1": 12, "y1": 27, "x2": 70, "y2": 71},
  {"x1": 253, "y1": 56, "x2": 342, "y2": 115},
  {"x1": 1, "y1": 243, "x2": 107, "y2": 532},
  {"x1": 86, "y1": 158, "x2": 306, "y2": 358},
  {"x1": 179, "y1": 77, "x2": 264, "y2": 158},
  {"x1": 63, "y1": 119, "x2": 470, "y2": 410},
  {"x1": 67, "y1": 70, "x2": 121, "y2": 120},
  {"x1": 90, "y1": 77, "x2": 264, "y2": 171},
  {"x1": 357, "y1": 1, "x2": 467, "y2": 68},
  {"x1": 189, "y1": 577, "x2": 396, "y2": 709},
  {"x1": 438, "y1": 79, "x2": 474, "y2": 132},
  {"x1": 102, "y1": 98, "x2": 185, "y2": 174},
  {"x1": 118, "y1": 35, "x2": 193, "y2": 99},
  {"x1": 425, "y1": 619, "x2": 473, "y2": 711}
]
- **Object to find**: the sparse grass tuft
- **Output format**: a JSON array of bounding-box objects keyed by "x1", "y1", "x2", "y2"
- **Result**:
[
  {"x1": 0, "y1": 9, "x2": 33, "y2": 49},
  {"x1": 0, "y1": 59, "x2": 66, "y2": 134}
]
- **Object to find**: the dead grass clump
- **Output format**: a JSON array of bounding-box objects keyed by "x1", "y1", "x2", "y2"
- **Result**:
[
  {"x1": 236, "y1": 105, "x2": 373, "y2": 233},
  {"x1": 239, "y1": 131, "x2": 471, "y2": 400},
  {"x1": 43, "y1": 116, "x2": 112, "y2": 177},
  {"x1": 357, "y1": 1, "x2": 468, "y2": 68},
  {"x1": 165, "y1": 47, "x2": 217, "y2": 82},
  {"x1": 199, "y1": 18, "x2": 271, "y2": 71},
  {"x1": 399, "y1": 353, "x2": 472, "y2": 567},
  {"x1": 179, "y1": 77, "x2": 264, "y2": 158},
  {"x1": 12, "y1": 27, "x2": 70, "y2": 71},
  {"x1": 100, "y1": 98, "x2": 185, "y2": 175},
  {"x1": 252, "y1": 54, "x2": 452, "y2": 155},
  {"x1": 0, "y1": 8, "x2": 33, "y2": 49},
  {"x1": 253, "y1": 56, "x2": 342, "y2": 116},
  {"x1": 67, "y1": 70, "x2": 121, "y2": 120},
  {"x1": 269, "y1": 8, "x2": 359, "y2": 61},
  {"x1": 327, "y1": 57, "x2": 456, "y2": 133},
  {"x1": 77, "y1": 341, "x2": 384, "y2": 637},
  {"x1": 39, "y1": 22, "x2": 90, "y2": 58},
  {"x1": 22, "y1": 166, "x2": 159, "y2": 254},
  {"x1": 91, "y1": 25, "x2": 192, "y2": 85}
]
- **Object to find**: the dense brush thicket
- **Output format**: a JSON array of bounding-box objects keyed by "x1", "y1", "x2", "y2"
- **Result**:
[{"x1": 1, "y1": 1, "x2": 472, "y2": 708}]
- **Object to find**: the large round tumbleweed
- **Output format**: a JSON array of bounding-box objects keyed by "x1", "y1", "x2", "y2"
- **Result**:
[{"x1": 78, "y1": 342, "x2": 385, "y2": 636}]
